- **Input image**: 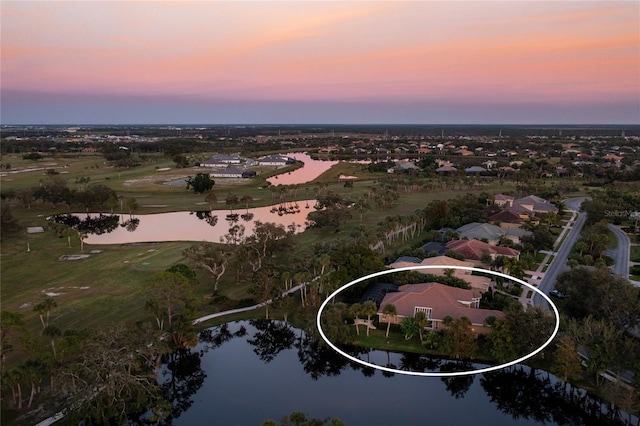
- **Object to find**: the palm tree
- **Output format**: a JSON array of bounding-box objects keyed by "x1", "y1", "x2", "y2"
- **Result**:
[
  {"x1": 361, "y1": 300, "x2": 378, "y2": 336},
  {"x1": 317, "y1": 254, "x2": 331, "y2": 294},
  {"x1": 414, "y1": 311, "x2": 429, "y2": 342},
  {"x1": 43, "y1": 325, "x2": 61, "y2": 361},
  {"x1": 349, "y1": 303, "x2": 362, "y2": 335},
  {"x1": 33, "y1": 297, "x2": 57, "y2": 329},
  {"x1": 382, "y1": 304, "x2": 397, "y2": 338},
  {"x1": 575, "y1": 241, "x2": 588, "y2": 257}
]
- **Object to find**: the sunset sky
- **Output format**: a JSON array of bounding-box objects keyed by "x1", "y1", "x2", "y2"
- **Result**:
[{"x1": 2, "y1": 1, "x2": 639, "y2": 125}]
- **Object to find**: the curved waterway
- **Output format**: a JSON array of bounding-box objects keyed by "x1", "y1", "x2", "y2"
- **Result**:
[
  {"x1": 155, "y1": 320, "x2": 632, "y2": 426},
  {"x1": 267, "y1": 152, "x2": 338, "y2": 186},
  {"x1": 79, "y1": 201, "x2": 314, "y2": 244}
]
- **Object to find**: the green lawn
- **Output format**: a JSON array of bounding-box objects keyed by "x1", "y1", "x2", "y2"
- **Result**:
[{"x1": 630, "y1": 246, "x2": 640, "y2": 262}]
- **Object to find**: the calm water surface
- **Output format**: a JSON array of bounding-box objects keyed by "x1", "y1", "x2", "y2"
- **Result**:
[
  {"x1": 81, "y1": 201, "x2": 314, "y2": 245},
  {"x1": 267, "y1": 153, "x2": 338, "y2": 186},
  {"x1": 158, "y1": 321, "x2": 625, "y2": 426}
]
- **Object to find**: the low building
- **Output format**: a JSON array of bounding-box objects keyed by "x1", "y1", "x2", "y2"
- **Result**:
[
  {"x1": 378, "y1": 282, "x2": 504, "y2": 334},
  {"x1": 209, "y1": 166, "x2": 254, "y2": 178},
  {"x1": 259, "y1": 155, "x2": 293, "y2": 167},
  {"x1": 201, "y1": 154, "x2": 242, "y2": 166}
]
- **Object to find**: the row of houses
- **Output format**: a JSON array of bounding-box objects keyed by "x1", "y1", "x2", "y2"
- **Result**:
[
  {"x1": 364, "y1": 194, "x2": 558, "y2": 336},
  {"x1": 199, "y1": 154, "x2": 294, "y2": 179},
  {"x1": 199, "y1": 154, "x2": 293, "y2": 168}
]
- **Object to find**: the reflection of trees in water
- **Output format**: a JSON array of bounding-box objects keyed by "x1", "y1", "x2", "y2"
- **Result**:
[
  {"x1": 156, "y1": 322, "x2": 636, "y2": 425},
  {"x1": 225, "y1": 213, "x2": 239, "y2": 224},
  {"x1": 155, "y1": 349, "x2": 206, "y2": 424},
  {"x1": 481, "y1": 365, "x2": 633, "y2": 425},
  {"x1": 192, "y1": 210, "x2": 219, "y2": 227},
  {"x1": 269, "y1": 202, "x2": 301, "y2": 216},
  {"x1": 440, "y1": 362, "x2": 474, "y2": 399},
  {"x1": 240, "y1": 212, "x2": 254, "y2": 222},
  {"x1": 198, "y1": 323, "x2": 247, "y2": 351},
  {"x1": 247, "y1": 319, "x2": 295, "y2": 363},
  {"x1": 121, "y1": 217, "x2": 140, "y2": 232},
  {"x1": 50, "y1": 213, "x2": 120, "y2": 235},
  {"x1": 296, "y1": 334, "x2": 352, "y2": 381},
  {"x1": 398, "y1": 352, "x2": 441, "y2": 373}
]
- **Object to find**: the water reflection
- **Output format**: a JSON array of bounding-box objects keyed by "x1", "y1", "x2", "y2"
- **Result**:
[
  {"x1": 152, "y1": 321, "x2": 635, "y2": 425},
  {"x1": 267, "y1": 152, "x2": 338, "y2": 186},
  {"x1": 65, "y1": 201, "x2": 315, "y2": 245}
]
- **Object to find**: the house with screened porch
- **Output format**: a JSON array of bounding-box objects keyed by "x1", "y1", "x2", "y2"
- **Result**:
[{"x1": 377, "y1": 282, "x2": 504, "y2": 335}]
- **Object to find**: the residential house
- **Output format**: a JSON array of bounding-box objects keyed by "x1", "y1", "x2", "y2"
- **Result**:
[
  {"x1": 488, "y1": 209, "x2": 525, "y2": 229},
  {"x1": 389, "y1": 255, "x2": 492, "y2": 292},
  {"x1": 436, "y1": 165, "x2": 458, "y2": 175},
  {"x1": 455, "y1": 222, "x2": 531, "y2": 245},
  {"x1": 512, "y1": 195, "x2": 558, "y2": 214},
  {"x1": 465, "y1": 166, "x2": 486, "y2": 175},
  {"x1": 445, "y1": 239, "x2": 520, "y2": 261},
  {"x1": 492, "y1": 193, "x2": 514, "y2": 207},
  {"x1": 378, "y1": 282, "x2": 504, "y2": 335}
]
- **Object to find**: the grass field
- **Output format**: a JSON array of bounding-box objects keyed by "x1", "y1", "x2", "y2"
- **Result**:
[{"x1": 0, "y1": 153, "x2": 556, "y2": 359}]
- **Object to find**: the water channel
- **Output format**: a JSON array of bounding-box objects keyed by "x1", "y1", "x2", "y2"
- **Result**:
[
  {"x1": 154, "y1": 320, "x2": 632, "y2": 425},
  {"x1": 266, "y1": 152, "x2": 339, "y2": 186},
  {"x1": 73, "y1": 201, "x2": 315, "y2": 245}
]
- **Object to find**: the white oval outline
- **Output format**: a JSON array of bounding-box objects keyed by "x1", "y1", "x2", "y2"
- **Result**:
[{"x1": 316, "y1": 265, "x2": 560, "y2": 377}]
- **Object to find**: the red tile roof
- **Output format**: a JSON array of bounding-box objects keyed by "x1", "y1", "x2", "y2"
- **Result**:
[
  {"x1": 379, "y1": 282, "x2": 503, "y2": 326},
  {"x1": 445, "y1": 239, "x2": 519, "y2": 261}
]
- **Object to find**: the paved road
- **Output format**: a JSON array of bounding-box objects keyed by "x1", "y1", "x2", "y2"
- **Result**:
[
  {"x1": 533, "y1": 197, "x2": 588, "y2": 308},
  {"x1": 605, "y1": 224, "x2": 630, "y2": 279}
]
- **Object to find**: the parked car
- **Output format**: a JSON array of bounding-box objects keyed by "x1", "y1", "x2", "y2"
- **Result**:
[{"x1": 549, "y1": 290, "x2": 566, "y2": 299}]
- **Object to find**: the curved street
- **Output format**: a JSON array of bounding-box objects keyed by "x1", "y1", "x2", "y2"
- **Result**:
[
  {"x1": 533, "y1": 197, "x2": 588, "y2": 308},
  {"x1": 605, "y1": 223, "x2": 631, "y2": 280}
]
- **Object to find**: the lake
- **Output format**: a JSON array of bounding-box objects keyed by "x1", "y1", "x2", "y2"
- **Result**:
[
  {"x1": 71, "y1": 201, "x2": 315, "y2": 245},
  {"x1": 155, "y1": 320, "x2": 631, "y2": 426},
  {"x1": 267, "y1": 153, "x2": 338, "y2": 186}
]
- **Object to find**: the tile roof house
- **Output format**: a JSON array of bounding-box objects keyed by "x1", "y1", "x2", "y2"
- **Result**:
[
  {"x1": 465, "y1": 166, "x2": 487, "y2": 175},
  {"x1": 488, "y1": 209, "x2": 525, "y2": 228},
  {"x1": 455, "y1": 222, "x2": 532, "y2": 245},
  {"x1": 378, "y1": 282, "x2": 504, "y2": 334},
  {"x1": 435, "y1": 165, "x2": 458, "y2": 175},
  {"x1": 445, "y1": 239, "x2": 520, "y2": 261},
  {"x1": 389, "y1": 255, "x2": 491, "y2": 292},
  {"x1": 493, "y1": 194, "x2": 515, "y2": 207},
  {"x1": 512, "y1": 195, "x2": 558, "y2": 214}
]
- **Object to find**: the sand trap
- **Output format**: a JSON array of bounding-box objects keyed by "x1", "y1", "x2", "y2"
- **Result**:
[{"x1": 58, "y1": 254, "x2": 91, "y2": 261}]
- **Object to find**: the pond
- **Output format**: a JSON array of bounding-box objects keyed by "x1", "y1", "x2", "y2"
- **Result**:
[
  {"x1": 63, "y1": 201, "x2": 315, "y2": 245},
  {"x1": 267, "y1": 152, "x2": 338, "y2": 186},
  {"x1": 155, "y1": 320, "x2": 632, "y2": 426}
]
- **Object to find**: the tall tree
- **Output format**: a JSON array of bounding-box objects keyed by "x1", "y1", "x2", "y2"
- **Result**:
[
  {"x1": 361, "y1": 300, "x2": 378, "y2": 336},
  {"x1": 58, "y1": 324, "x2": 168, "y2": 425},
  {"x1": 184, "y1": 243, "x2": 231, "y2": 294},
  {"x1": 143, "y1": 271, "x2": 194, "y2": 338},
  {"x1": 381, "y1": 303, "x2": 397, "y2": 338},
  {"x1": 186, "y1": 173, "x2": 215, "y2": 194}
]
